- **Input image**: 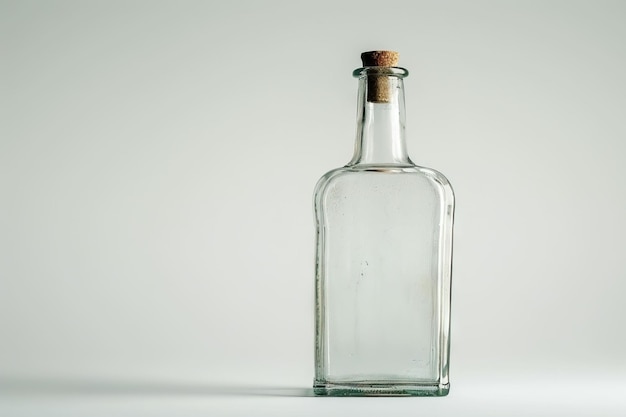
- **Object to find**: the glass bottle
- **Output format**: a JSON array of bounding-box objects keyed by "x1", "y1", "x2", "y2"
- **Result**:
[{"x1": 313, "y1": 51, "x2": 455, "y2": 396}]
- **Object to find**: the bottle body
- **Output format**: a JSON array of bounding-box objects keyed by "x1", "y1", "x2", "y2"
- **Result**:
[{"x1": 314, "y1": 165, "x2": 454, "y2": 396}]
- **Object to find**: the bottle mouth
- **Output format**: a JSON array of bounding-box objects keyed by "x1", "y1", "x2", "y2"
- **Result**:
[{"x1": 352, "y1": 66, "x2": 409, "y2": 78}]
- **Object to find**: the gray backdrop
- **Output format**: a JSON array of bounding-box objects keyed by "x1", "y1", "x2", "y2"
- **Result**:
[{"x1": 1, "y1": 0, "x2": 625, "y2": 415}]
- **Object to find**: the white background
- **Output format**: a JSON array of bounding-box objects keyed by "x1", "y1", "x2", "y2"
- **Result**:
[{"x1": 1, "y1": 0, "x2": 625, "y2": 415}]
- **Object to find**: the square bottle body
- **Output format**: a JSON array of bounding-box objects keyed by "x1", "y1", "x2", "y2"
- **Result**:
[{"x1": 314, "y1": 165, "x2": 454, "y2": 396}]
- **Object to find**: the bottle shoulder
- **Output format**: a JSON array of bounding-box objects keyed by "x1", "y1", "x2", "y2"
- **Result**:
[
  {"x1": 314, "y1": 164, "x2": 455, "y2": 209},
  {"x1": 316, "y1": 164, "x2": 453, "y2": 192},
  {"x1": 414, "y1": 165, "x2": 455, "y2": 197}
]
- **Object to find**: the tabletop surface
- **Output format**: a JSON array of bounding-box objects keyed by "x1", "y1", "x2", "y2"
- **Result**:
[{"x1": 2, "y1": 376, "x2": 625, "y2": 417}]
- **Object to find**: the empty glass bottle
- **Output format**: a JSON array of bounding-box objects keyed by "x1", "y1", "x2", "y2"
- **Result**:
[{"x1": 313, "y1": 51, "x2": 455, "y2": 396}]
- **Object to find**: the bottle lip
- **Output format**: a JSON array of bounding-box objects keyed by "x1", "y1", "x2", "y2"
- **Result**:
[{"x1": 352, "y1": 66, "x2": 409, "y2": 78}]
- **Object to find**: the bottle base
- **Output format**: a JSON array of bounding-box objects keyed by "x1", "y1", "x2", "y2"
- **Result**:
[{"x1": 313, "y1": 380, "x2": 449, "y2": 397}]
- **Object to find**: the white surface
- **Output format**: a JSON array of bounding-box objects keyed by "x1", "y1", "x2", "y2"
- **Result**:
[
  {"x1": 2, "y1": 376, "x2": 626, "y2": 417},
  {"x1": 1, "y1": 1, "x2": 625, "y2": 415}
]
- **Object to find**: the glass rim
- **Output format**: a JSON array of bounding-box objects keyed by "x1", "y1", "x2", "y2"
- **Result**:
[{"x1": 352, "y1": 66, "x2": 409, "y2": 78}]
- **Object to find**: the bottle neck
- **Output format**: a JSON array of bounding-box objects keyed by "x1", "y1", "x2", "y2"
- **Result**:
[{"x1": 349, "y1": 73, "x2": 411, "y2": 166}]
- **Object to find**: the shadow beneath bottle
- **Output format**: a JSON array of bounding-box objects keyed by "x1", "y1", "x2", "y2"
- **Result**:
[{"x1": 0, "y1": 377, "x2": 315, "y2": 398}]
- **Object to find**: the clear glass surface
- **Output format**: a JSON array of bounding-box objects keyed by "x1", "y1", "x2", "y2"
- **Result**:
[{"x1": 313, "y1": 67, "x2": 454, "y2": 396}]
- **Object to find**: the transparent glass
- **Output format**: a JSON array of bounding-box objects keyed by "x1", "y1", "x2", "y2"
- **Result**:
[{"x1": 313, "y1": 67, "x2": 454, "y2": 396}]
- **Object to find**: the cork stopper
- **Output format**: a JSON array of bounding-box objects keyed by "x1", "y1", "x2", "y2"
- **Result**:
[
  {"x1": 360, "y1": 50, "x2": 399, "y2": 103},
  {"x1": 361, "y1": 50, "x2": 399, "y2": 67}
]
